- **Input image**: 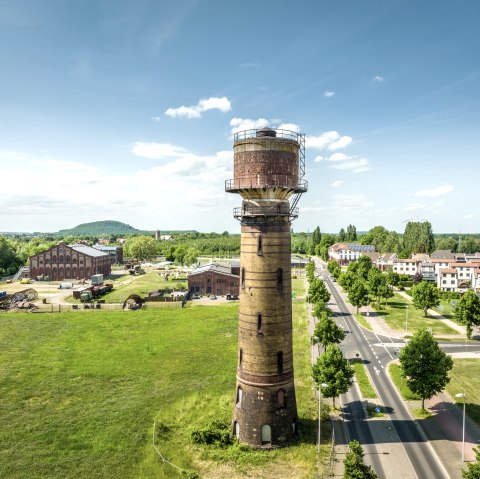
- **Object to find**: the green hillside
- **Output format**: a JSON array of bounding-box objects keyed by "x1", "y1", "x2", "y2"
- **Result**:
[{"x1": 57, "y1": 220, "x2": 145, "y2": 236}]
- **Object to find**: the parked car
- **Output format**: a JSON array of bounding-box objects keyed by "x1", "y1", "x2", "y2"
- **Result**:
[{"x1": 209, "y1": 294, "x2": 217, "y2": 300}]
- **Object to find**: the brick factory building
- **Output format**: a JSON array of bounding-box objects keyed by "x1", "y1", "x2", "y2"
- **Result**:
[
  {"x1": 93, "y1": 245, "x2": 124, "y2": 264},
  {"x1": 187, "y1": 263, "x2": 240, "y2": 296},
  {"x1": 29, "y1": 242, "x2": 111, "y2": 281}
]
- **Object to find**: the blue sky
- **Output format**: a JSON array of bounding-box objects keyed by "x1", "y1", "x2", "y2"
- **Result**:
[{"x1": 1, "y1": 0, "x2": 479, "y2": 234}]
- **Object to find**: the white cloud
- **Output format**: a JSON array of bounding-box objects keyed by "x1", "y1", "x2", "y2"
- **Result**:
[
  {"x1": 328, "y1": 135, "x2": 352, "y2": 150},
  {"x1": 324, "y1": 91, "x2": 335, "y2": 97},
  {"x1": 331, "y1": 158, "x2": 370, "y2": 173},
  {"x1": 414, "y1": 185, "x2": 454, "y2": 197},
  {"x1": 314, "y1": 155, "x2": 325, "y2": 162},
  {"x1": 131, "y1": 142, "x2": 186, "y2": 159},
  {"x1": 327, "y1": 152, "x2": 349, "y2": 162},
  {"x1": 372, "y1": 75, "x2": 384, "y2": 82},
  {"x1": 331, "y1": 180, "x2": 343, "y2": 187},
  {"x1": 306, "y1": 131, "x2": 340, "y2": 150},
  {"x1": 277, "y1": 122, "x2": 300, "y2": 132},
  {"x1": 229, "y1": 117, "x2": 270, "y2": 134},
  {"x1": 152, "y1": 116, "x2": 161, "y2": 122},
  {"x1": 463, "y1": 214, "x2": 474, "y2": 220},
  {"x1": 165, "y1": 96, "x2": 232, "y2": 119}
]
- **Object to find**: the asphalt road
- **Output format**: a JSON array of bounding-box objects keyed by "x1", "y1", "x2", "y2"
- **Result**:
[{"x1": 314, "y1": 262, "x2": 480, "y2": 479}]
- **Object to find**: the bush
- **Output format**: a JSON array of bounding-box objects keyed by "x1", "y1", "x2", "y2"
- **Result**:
[
  {"x1": 191, "y1": 419, "x2": 232, "y2": 447},
  {"x1": 182, "y1": 471, "x2": 201, "y2": 479},
  {"x1": 399, "y1": 280, "x2": 413, "y2": 288}
]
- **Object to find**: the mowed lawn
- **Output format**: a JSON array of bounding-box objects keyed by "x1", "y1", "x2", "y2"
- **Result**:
[
  {"x1": 445, "y1": 359, "x2": 480, "y2": 427},
  {"x1": 0, "y1": 286, "x2": 318, "y2": 478},
  {"x1": 371, "y1": 293, "x2": 458, "y2": 335}
]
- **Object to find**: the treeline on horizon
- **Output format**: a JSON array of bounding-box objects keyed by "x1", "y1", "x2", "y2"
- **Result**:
[{"x1": 2, "y1": 221, "x2": 480, "y2": 277}]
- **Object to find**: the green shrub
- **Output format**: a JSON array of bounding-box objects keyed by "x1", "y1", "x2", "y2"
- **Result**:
[
  {"x1": 191, "y1": 419, "x2": 232, "y2": 447},
  {"x1": 182, "y1": 471, "x2": 201, "y2": 479}
]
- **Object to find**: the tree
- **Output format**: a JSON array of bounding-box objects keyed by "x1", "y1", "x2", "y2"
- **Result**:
[
  {"x1": 386, "y1": 270, "x2": 400, "y2": 288},
  {"x1": 411, "y1": 281, "x2": 440, "y2": 317},
  {"x1": 124, "y1": 235, "x2": 159, "y2": 262},
  {"x1": 0, "y1": 236, "x2": 23, "y2": 276},
  {"x1": 312, "y1": 312, "x2": 345, "y2": 351},
  {"x1": 183, "y1": 247, "x2": 199, "y2": 266},
  {"x1": 308, "y1": 278, "x2": 331, "y2": 304},
  {"x1": 348, "y1": 280, "x2": 370, "y2": 313},
  {"x1": 356, "y1": 256, "x2": 373, "y2": 280},
  {"x1": 367, "y1": 268, "x2": 387, "y2": 307},
  {"x1": 402, "y1": 221, "x2": 435, "y2": 257},
  {"x1": 312, "y1": 300, "x2": 333, "y2": 319},
  {"x1": 462, "y1": 445, "x2": 480, "y2": 479},
  {"x1": 312, "y1": 226, "x2": 322, "y2": 247},
  {"x1": 399, "y1": 329, "x2": 453, "y2": 410},
  {"x1": 338, "y1": 228, "x2": 347, "y2": 242},
  {"x1": 327, "y1": 260, "x2": 341, "y2": 279},
  {"x1": 317, "y1": 234, "x2": 336, "y2": 261},
  {"x1": 344, "y1": 440, "x2": 378, "y2": 479},
  {"x1": 338, "y1": 270, "x2": 357, "y2": 292},
  {"x1": 306, "y1": 260, "x2": 316, "y2": 281},
  {"x1": 312, "y1": 344, "x2": 354, "y2": 408},
  {"x1": 346, "y1": 224, "x2": 357, "y2": 242},
  {"x1": 453, "y1": 289, "x2": 480, "y2": 339}
]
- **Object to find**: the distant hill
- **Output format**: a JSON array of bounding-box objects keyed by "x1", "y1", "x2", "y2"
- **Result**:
[{"x1": 57, "y1": 220, "x2": 146, "y2": 236}]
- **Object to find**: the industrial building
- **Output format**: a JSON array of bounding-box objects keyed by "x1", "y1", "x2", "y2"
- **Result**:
[
  {"x1": 29, "y1": 242, "x2": 111, "y2": 281},
  {"x1": 226, "y1": 127, "x2": 307, "y2": 448},
  {"x1": 187, "y1": 263, "x2": 240, "y2": 296},
  {"x1": 93, "y1": 245, "x2": 124, "y2": 264}
]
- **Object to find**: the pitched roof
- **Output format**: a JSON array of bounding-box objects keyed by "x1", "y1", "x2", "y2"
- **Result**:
[
  {"x1": 431, "y1": 250, "x2": 456, "y2": 259},
  {"x1": 70, "y1": 244, "x2": 109, "y2": 258},
  {"x1": 440, "y1": 268, "x2": 457, "y2": 274},
  {"x1": 188, "y1": 263, "x2": 238, "y2": 277}
]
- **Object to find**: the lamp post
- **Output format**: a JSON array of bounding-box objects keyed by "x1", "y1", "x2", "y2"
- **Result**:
[
  {"x1": 405, "y1": 305, "x2": 408, "y2": 335},
  {"x1": 317, "y1": 382, "x2": 328, "y2": 453},
  {"x1": 455, "y1": 393, "x2": 466, "y2": 462}
]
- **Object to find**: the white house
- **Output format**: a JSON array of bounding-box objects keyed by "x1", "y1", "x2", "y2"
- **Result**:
[{"x1": 328, "y1": 243, "x2": 375, "y2": 265}]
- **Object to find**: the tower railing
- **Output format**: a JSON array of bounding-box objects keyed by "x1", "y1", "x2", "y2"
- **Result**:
[
  {"x1": 233, "y1": 205, "x2": 299, "y2": 222},
  {"x1": 225, "y1": 179, "x2": 308, "y2": 193}
]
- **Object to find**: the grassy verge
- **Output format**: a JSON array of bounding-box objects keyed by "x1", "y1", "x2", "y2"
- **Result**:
[
  {"x1": 354, "y1": 313, "x2": 373, "y2": 331},
  {"x1": 292, "y1": 278, "x2": 306, "y2": 299},
  {"x1": 371, "y1": 293, "x2": 458, "y2": 335},
  {"x1": 445, "y1": 359, "x2": 480, "y2": 427},
  {"x1": 388, "y1": 363, "x2": 421, "y2": 401},
  {"x1": 352, "y1": 361, "x2": 376, "y2": 399}
]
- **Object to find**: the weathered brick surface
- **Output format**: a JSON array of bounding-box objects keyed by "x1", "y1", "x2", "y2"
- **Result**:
[{"x1": 231, "y1": 133, "x2": 304, "y2": 448}]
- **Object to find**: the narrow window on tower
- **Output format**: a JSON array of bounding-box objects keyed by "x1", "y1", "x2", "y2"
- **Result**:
[
  {"x1": 257, "y1": 235, "x2": 263, "y2": 256},
  {"x1": 257, "y1": 313, "x2": 263, "y2": 334},
  {"x1": 239, "y1": 348, "x2": 243, "y2": 369},
  {"x1": 277, "y1": 351, "x2": 283, "y2": 374},
  {"x1": 241, "y1": 268, "x2": 245, "y2": 289},
  {"x1": 236, "y1": 386, "x2": 243, "y2": 406},
  {"x1": 277, "y1": 389, "x2": 286, "y2": 409},
  {"x1": 277, "y1": 268, "x2": 283, "y2": 292}
]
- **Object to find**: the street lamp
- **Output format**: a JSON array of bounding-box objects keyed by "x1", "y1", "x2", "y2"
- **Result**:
[
  {"x1": 316, "y1": 382, "x2": 328, "y2": 453},
  {"x1": 405, "y1": 305, "x2": 408, "y2": 335},
  {"x1": 455, "y1": 393, "x2": 466, "y2": 462}
]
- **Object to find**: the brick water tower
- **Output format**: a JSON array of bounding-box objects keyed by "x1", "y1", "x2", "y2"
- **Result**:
[{"x1": 226, "y1": 127, "x2": 307, "y2": 448}]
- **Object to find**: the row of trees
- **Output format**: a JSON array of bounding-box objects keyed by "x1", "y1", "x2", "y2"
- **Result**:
[
  {"x1": 306, "y1": 262, "x2": 354, "y2": 408},
  {"x1": 328, "y1": 256, "x2": 399, "y2": 312}
]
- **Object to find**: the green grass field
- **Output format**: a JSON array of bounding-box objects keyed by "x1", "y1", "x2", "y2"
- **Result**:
[
  {"x1": 445, "y1": 359, "x2": 480, "y2": 427},
  {"x1": 371, "y1": 293, "x2": 458, "y2": 335},
  {"x1": 101, "y1": 271, "x2": 187, "y2": 303},
  {"x1": 0, "y1": 284, "x2": 320, "y2": 478}
]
